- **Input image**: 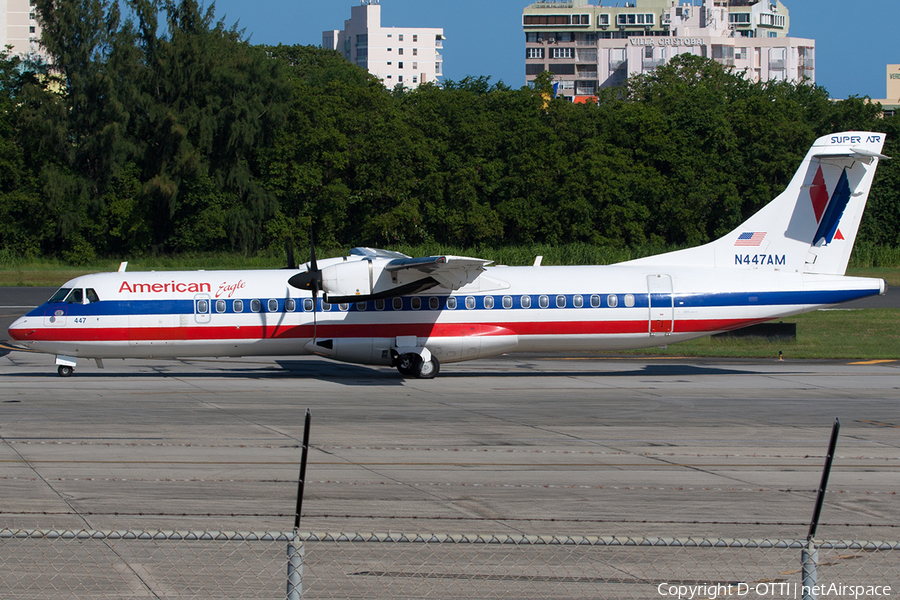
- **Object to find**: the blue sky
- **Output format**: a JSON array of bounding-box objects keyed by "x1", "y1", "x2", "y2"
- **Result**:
[{"x1": 210, "y1": 0, "x2": 898, "y2": 99}]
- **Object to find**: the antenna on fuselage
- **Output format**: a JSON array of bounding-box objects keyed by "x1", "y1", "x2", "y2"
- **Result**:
[{"x1": 118, "y1": 262, "x2": 128, "y2": 272}]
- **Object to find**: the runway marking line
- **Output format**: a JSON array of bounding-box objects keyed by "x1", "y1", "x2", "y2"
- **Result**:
[{"x1": 848, "y1": 359, "x2": 897, "y2": 365}]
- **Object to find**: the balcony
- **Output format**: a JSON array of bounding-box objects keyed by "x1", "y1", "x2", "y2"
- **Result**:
[
  {"x1": 609, "y1": 59, "x2": 627, "y2": 70},
  {"x1": 577, "y1": 70, "x2": 598, "y2": 79},
  {"x1": 642, "y1": 58, "x2": 666, "y2": 71},
  {"x1": 769, "y1": 59, "x2": 785, "y2": 70}
]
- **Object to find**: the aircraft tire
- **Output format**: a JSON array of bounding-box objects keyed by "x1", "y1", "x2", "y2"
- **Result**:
[
  {"x1": 58, "y1": 365, "x2": 74, "y2": 378},
  {"x1": 416, "y1": 355, "x2": 440, "y2": 379}
]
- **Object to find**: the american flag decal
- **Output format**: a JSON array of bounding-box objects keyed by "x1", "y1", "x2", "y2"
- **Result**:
[{"x1": 735, "y1": 232, "x2": 766, "y2": 246}]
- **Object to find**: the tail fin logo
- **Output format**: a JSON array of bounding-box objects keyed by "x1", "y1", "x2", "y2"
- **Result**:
[{"x1": 808, "y1": 166, "x2": 849, "y2": 245}]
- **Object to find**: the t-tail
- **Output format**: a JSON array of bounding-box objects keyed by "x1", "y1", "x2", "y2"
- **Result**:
[{"x1": 626, "y1": 131, "x2": 889, "y2": 275}]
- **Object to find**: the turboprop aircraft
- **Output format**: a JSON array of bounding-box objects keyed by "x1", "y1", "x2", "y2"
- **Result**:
[{"x1": 7, "y1": 131, "x2": 890, "y2": 378}]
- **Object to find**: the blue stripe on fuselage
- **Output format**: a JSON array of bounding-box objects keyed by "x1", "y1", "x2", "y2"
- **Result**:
[{"x1": 23, "y1": 287, "x2": 878, "y2": 318}]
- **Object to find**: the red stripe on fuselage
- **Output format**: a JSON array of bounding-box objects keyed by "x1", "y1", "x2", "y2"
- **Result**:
[{"x1": 10, "y1": 318, "x2": 767, "y2": 343}]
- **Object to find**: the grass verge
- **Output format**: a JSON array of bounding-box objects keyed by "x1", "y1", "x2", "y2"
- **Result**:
[{"x1": 620, "y1": 309, "x2": 900, "y2": 360}]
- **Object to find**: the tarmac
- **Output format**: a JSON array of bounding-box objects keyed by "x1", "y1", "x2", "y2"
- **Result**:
[{"x1": 2, "y1": 285, "x2": 899, "y2": 543}]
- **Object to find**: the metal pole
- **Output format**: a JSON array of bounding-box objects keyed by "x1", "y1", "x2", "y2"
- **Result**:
[
  {"x1": 801, "y1": 418, "x2": 840, "y2": 600},
  {"x1": 295, "y1": 409, "x2": 312, "y2": 530},
  {"x1": 286, "y1": 530, "x2": 303, "y2": 600},
  {"x1": 808, "y1": 418, "x2": 840, "y2": 541},
  {"x1": 801, "y1": 540, "x2": 818, "y2": 600},
  {"x1": 287, "y1": 409, "x2": 311, "y2": 600}
]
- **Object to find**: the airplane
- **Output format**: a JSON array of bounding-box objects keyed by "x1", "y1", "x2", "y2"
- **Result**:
[{"x1": 7, "y1": 131, "x2": 890, "y2": 378}]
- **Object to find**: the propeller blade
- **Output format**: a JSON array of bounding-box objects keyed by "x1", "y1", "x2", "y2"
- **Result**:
[
  {"x1": 285, "y1": 238, "x2": 296, "y2": 270},
  {"x1": 288, "y1": 270, "x2": 322, "y2": 290}
]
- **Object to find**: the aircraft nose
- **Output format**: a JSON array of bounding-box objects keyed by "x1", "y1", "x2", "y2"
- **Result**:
[{"x1": 8, "y1": 316, "x2": 32, "y2": 341}]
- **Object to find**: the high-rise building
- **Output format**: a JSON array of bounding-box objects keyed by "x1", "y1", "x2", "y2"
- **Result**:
[
  {"x1": 523, "y1": 0, "x2": 814, "y2": 100},
  {"x1": 0, "y1": 0, "x2": 42, "y2": 58},
  {"x1": 324, "y1": 0, "x2": 444, "y2": 89}
]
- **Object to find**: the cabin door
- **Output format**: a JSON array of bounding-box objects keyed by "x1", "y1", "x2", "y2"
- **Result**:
[{"x1": 647, "y1": 274, "x2": 674, "y2": 336}]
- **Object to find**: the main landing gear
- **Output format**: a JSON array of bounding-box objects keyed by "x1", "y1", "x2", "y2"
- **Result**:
[
  {"x1": 55, "y1": 355, "x2": 77, "y2": 378},
  {"x1": 394, "y1": 351, "x2": 440, "y2": 379},
  {"x1": 57, "y1": 365, "x2": 74, "y2": 377}
]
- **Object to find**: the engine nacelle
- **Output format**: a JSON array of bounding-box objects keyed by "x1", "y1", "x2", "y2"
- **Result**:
[{"x1": 321, "y1": 259, "x2": 375, "y2": 299}]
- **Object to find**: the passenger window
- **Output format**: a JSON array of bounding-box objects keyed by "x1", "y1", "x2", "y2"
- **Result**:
[
  {"x1": 268, "y1": 299, "x2": 278, "y2": 312},
  {"x1": 339, "y1": 303, "x2": 349, "y2": 311},
  {"x1": 356, "y1": 302, "x2": 366, "y2": 311},
  {"x1": 375, "y1": 299, "x2": 385, "y2": 311},
  {"x1": 465, "y1": 296, "x2": 476, "y2": 309},
  {"x1": 216, "y1": 300, "x2": 226, "y2": 313},
  {"x1": 303, "y1": 298, "x2": 314, "y2": 312},
  {"x1": 539, "y1": 295, "x2": 549, "y2": 309},
  {"x1": 502, "y1": 295, "x2": 512, "y2": 309},
  {"x1": 66, "y1": 289, "x2": 84, "y2": 304},
  {"x1": 86, "y1": 288, "x2": 100, "y2": 303},
  {"x1": 49, "y1": 288, "x2": 72, "y2": 302},
  {"x1": 411, "y1": 297, "x2": 421, "y2": 310},
  {"x1": 574, "y1": 294, "x2": 583, "y2": 308},
  {"x1": 607, "y1": 294, "x2": 618, "y2": 308},
  {"x1": 393, "y1": 297, "x2": 403, "y2": 310},
  {"x1": 590, "y1": 294, "x2": 600, "y2": 308},
  {"x1": 285, "y1": 298, "x2": 296, "y2": 312},
  {"x1": 429, "y1": 297, "x2": 439, "y2": 310},
  {"x1": 446, "y1": 297, "x2": 458, "y2": 309},
  {"x1": 484, "y1": 296, "x2": 494, "y2": 309},
  {"x1": 556, "y1": 295, "x2": 566, "y2": 308},
  {"x1": 322, "y1": 301, "x2": 331, "y2": 311},
  {"x1": 251, "y1": 299, "x2": 261, "y2": 312},
  {"x1": 234, "y1": 299, "x2": 244, "y2": 313},
  {"x1": 197, "y1": 299, "x2": 209, "y2": 314},
  {"x1": 624, "y1": 294, "x2": 635, "y2": 308},
  {"x1": 521, "y1": 295, "x2": 532, "y2": 309}
]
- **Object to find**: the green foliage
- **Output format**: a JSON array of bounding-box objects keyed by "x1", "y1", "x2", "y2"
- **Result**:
[{"x1": 0, "y1": 11, "x2": 895, "y2": 263}]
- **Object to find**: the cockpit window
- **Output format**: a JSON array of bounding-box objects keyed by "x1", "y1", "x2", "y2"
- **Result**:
[
  {"x1": 65, "y1": 289, "x2": 84, "y2": 304},
  {"x1": 49, "y1": 288, "x2": 72, "y2": 302},
  {"x1": 86, "y1": 288, "x2": 100, "y2": 303}
]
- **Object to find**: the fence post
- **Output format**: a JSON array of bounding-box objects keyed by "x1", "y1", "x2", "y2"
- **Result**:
[
  {"x1": 801, "y1": 418, "x2": 840, "y2": 600},
  {"x1": 801, "y1": 540, "x2": 818, "y2": 600},
  {"x1": 287, "y1": 530, "x2": 303, "y2": 600}
]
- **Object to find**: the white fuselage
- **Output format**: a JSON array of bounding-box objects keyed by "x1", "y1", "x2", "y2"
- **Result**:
[{"x1": 8, "y1": 264, "x2": 884, "y2": 366}]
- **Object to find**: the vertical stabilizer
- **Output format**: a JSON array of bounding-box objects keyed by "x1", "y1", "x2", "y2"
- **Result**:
[{"x1": 623, "y1": 132, "x2": 888, "y2": 275}]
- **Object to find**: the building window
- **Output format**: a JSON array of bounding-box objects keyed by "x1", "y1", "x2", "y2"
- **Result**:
[
  {"x1": 527, "y1": 48, "x2": 544, "y2": 59},
  {"x1": 413, "y1": 62, "x2": 417, "y2": 70},
  {"x1": 551, "y1": 48, "x2": 574, "y2": 59},
  {"x1": 526, "y1": 32, "x2": 539, "y2": 43},
  {"x1": 413, "y1": 48, "x2": 417, "y2": 56},
  {"x1": 399, "y1": 34, "x2": 404, "y2": 41},
  {"x1": 617, "y1": 13, "x2": 654, "y2": 26},
  {"x1": 399, "y1": 62, "x2": 403, "y2": 69},
  {"x1": 729, "y1": 13, "x2": 751, "y2": 24},
  {"x1": 399, "y1": 48, "x2": 403, "y2": 55},
  {"x1": 645, "y1": 46, "x2": 653, "y2": 59},
  {"x1": 399, "y1": 75, "x2": 403, "y2": 82},
  {"x1": 526, "y1": 64, "x2": 545, "y2": 75},
  {"x1": 29, "y1": 26, "x2": 36, "y2": 33},
  {"x1": 413, "y1": 76, "x2": 418, "y2": 83},
  {"x1": 523, "y1": 15, "x2": 571, "y2": 26},
  {"x1": 413, "y1": 34, "x2": 418, "y2": 42},
  {"x1": 598, "y1": 14, "x2": 610, "y2": 26}
]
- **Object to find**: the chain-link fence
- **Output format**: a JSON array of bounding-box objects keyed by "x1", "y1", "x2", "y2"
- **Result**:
[{"x1": 2, "y1": 529, "x2": 897, "y2": 599}]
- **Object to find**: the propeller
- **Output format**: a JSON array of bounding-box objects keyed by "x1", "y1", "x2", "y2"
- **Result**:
[{"x1": 288, "y1": 224, "x2": 322, "y2": 343}]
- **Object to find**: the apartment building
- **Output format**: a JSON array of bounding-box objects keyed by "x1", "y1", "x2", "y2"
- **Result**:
[
  {"x1": 324, "y1": 0, "x2": 444, "y2": 89},
  {"x1": 524, "y1": 0, "x2": 814, "y2": 99},
  {"x1": 0, "y1": 0, "x2": 41, "y2": 58}
]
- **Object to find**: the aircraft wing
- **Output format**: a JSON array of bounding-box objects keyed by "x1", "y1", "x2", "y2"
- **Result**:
[{"x1": 384, "y1": 255, "x2": 493, "y2": 290}]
